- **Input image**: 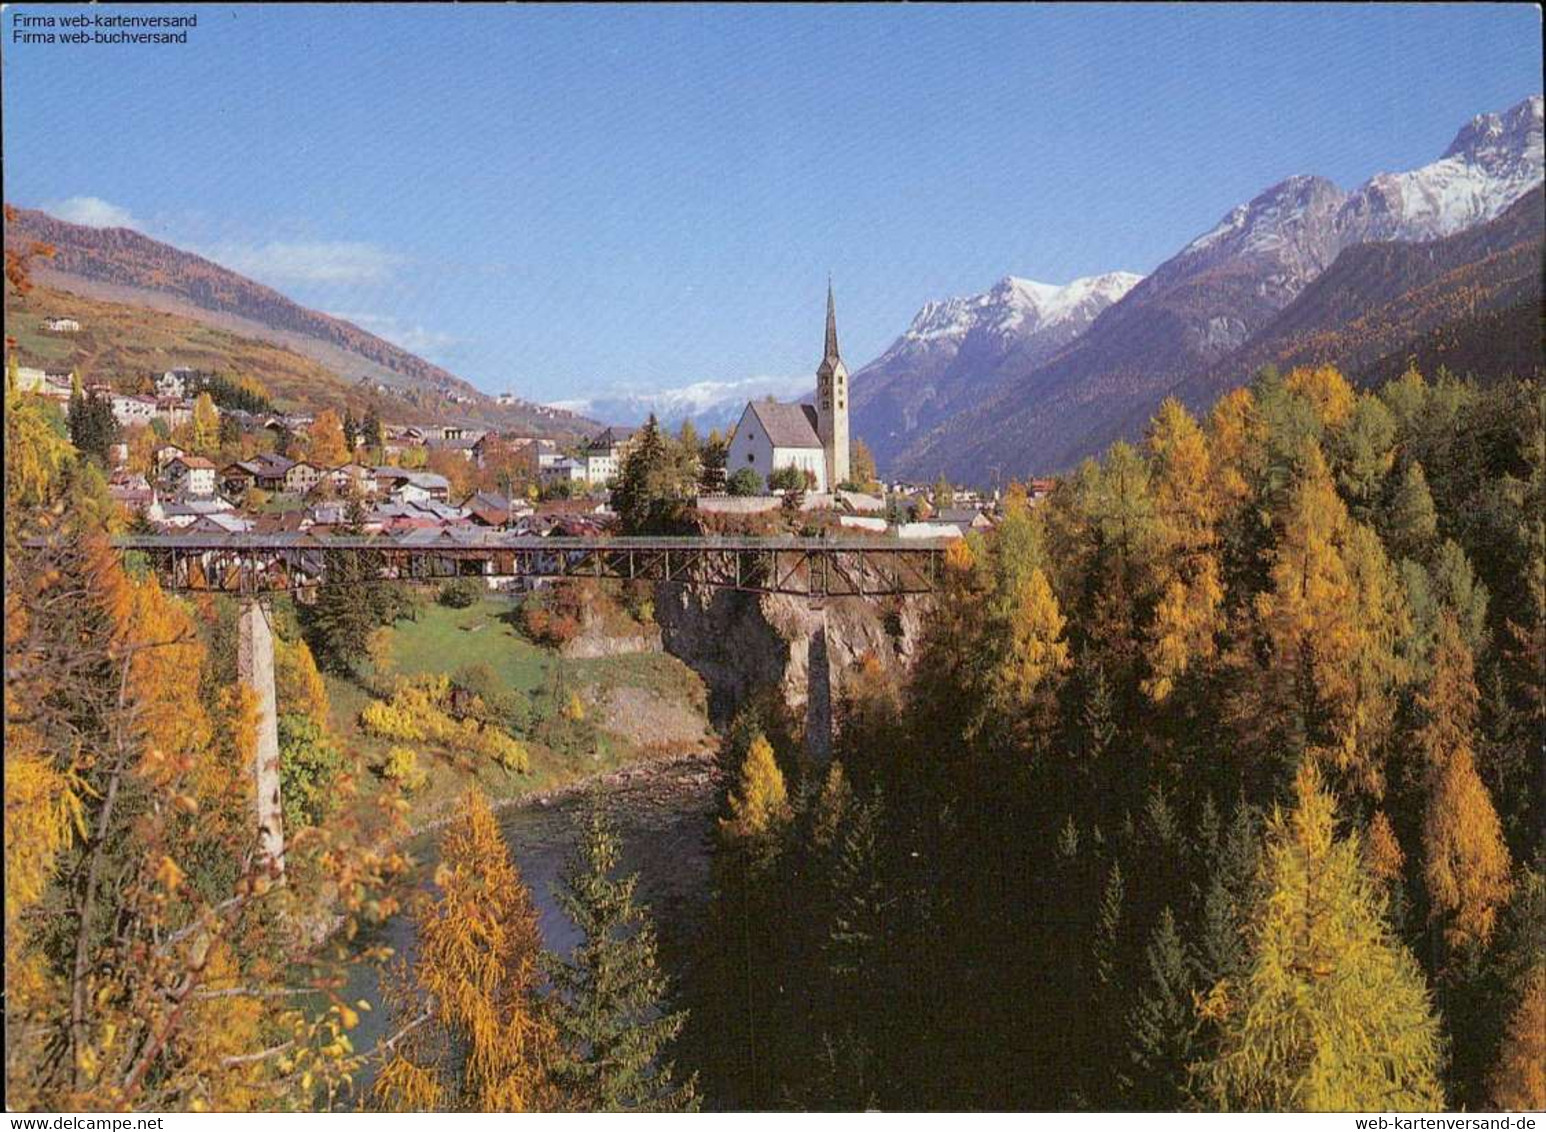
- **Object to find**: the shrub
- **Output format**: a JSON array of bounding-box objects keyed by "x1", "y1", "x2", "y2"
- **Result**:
[
  {"x1": 380, "y1": 746, "x2": 428, "y2": 792},
  {"x1": 359, "y1": 674, "x2": 530, "y2": 772},
  {"x1": 438, "y1": 577, "x2": 485, "y2": 608},
  {"x1": 278, "y1": 713, "x2": 346, "y2": 828},
  {"x1": 768, "y1": 464, "x2": 805, "y2": 492},
  {"x1": 726, "y1": 467, "x2": 763, "y2": 496},
  {"x1": 450, "y1": 663, "x2": 532, "y2": 737}
]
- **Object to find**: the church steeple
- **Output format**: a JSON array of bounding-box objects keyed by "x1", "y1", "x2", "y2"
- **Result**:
[
  {"x1": 816, "y1": 278, "x2": 850, "y2": 491},
  {"x1": 823, "y1": 276, "x2": 841, "y2": 365}
]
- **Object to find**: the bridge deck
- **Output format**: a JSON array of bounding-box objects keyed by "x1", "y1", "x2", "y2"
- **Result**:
[
  {"x1": 109, "y1": 532, "x2": 954, "y2": 597},
  {"x1": 112, "y1": 533, "x2": 956, "y2": 552}
]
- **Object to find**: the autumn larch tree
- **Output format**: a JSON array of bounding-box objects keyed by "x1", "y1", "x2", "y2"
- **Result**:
[
  {"x1": 306, "y1": 409, "x2": 350, "y2": 469},
  {"x1": 1416, "y1": 612, "x2": 1512, "y2": 954},
  {"x1": 191, "y1": 392, "x2": 221, "y2": 455},
  {"x1": 1142, "y1": 397, "x2": 1225, "y2": 702},
  {"x1": 1198, "y1": 762, "x2": 1445, "y2": 1111},
  {"x1": 374, "y1": 790, "x2": 556, "y2": 1112}
]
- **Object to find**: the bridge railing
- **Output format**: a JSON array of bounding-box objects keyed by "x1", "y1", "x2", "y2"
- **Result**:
[{"x1": 110, "y1": 532, "x2": 951, "y2": 598}]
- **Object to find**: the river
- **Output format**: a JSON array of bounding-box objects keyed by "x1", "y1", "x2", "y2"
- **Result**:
[{"x1": 342, "y1": 752, "x2": 722, "y2": 1078}]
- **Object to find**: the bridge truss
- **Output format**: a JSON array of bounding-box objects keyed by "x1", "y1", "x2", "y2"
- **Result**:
[{"x1": 113, "y1": 533, "x2": 950, "y2": 599}]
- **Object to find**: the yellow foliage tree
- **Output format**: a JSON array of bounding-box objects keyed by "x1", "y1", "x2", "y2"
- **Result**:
[
  {"x1": 191, "y1": 392, "x2": 220, "y2": 454},
  {"x1": 1488, "y1": 966, "x2": 1546, "y2": 1110},
  {"x1": 1199, "y1": 762, "x2": 1445, "y2": 1111},
  {"x1": 1205, "y1": 387, "x2": 1263, "y2": 517},
  {"x1": 5, "y1": 385, "x2": 74, "y2": 512},
  {"x1": 359, "y1": 676, "x2": 528, "y2": 771},
  {"x1": 274, "y1": 634, "x2": 330, "y2": 730},
  {"x1": 306, "y1": 409, "x2": 349, "y2": 468},
  {"x1": 720, "y1": 734, "x2": 790, "y2": 842},
  {"x1": 994, "y1": 567, "x2": 1071, "y2": 714},
  {"x1": 1143, "y1": 397, "x2": 1226, "y2": 701},
  {"x1": 1362, "y1": 810, "x2": 1405, "y2": 886},
  {"x1": 1285, "y1": 364, "x2": 1355, "y2": 430},
  {"x1": 1417, "y1": 613, "x2": 1512, "y2": 952},
  {"x1": 374, "y1": 790, "x2": 555, "y2": 1111},
  {"x1": 1250, "y1": 444, "x2": 1409, "y2": 798}
]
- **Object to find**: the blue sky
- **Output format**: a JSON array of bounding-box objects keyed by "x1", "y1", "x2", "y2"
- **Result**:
[{"x1": 3, "y1": 3, "x2": 1540, "y2": 406}]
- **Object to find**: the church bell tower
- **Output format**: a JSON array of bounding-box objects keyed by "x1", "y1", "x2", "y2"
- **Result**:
[{"x1": 816, "y1": 279, "x2": 851, "y2": 490}]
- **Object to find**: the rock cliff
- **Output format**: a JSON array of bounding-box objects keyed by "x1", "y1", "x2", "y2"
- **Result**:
[{"x1": 653, "y1": 584, "x2": 926, "y2": 755}]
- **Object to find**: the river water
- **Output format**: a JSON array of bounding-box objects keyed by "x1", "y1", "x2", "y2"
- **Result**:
[{"x1": 343, "y1": 754, "x2": 722, "y2": 1071}]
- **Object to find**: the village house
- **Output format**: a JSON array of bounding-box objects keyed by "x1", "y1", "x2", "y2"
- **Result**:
[
  {"x1": 42, "y1": 316, "x2": 81, "y2": 333},
  {"x1": 726, "y1": 283, "x2": 851, "y2": 495},
  {"x1": 327, "y1": 462, "x2": 377, "y2": 495},
  {"x1": 162, "y1": 455, "x2": 218, "y2": 498},
  {"x1": 282, "y1": 461, "x2": 326, "y2": 495},
  {"x1": 221, "y1": 452, "x2": 295, "y2": 495},
  {"x1": 107, "y1": 470, "x2": 155, "y2": 510},
  {"x1": 933, "y1": 506, "x2": 997, "y2": 535},
  {"x1": 462, "y1": 490, "x2": 518, "y2": 528},
  {"x1": 423, "y1": 434, "x2": 480, "y2": 461},
  {"x1": 14, "y1": 367, "x2": 75, "y2": 401},
  {"x1": 152, "y1": 443, "x2": 187, "y2": 474},
  {"x1": 184, "y1": 512, "x2": 256, "y2": 535},
  {"x1": 155, "y1": 368, "x2": 199, "y2": 399},
  {"x1": 110, "y1": 392, "x2": 159, "y2": 429},
  {"x1": 156, "y1": 399, "x2": 195, "y2": 429},
  {"x1": 471, "y1": 433, "x2": 548, "y2": 472},
  {"x1": 539, "y1": 456, "x2": 588, "y2": 488},
  {"x1": 581, "y1": 426, "x2": 638, "y2": 484},
  {"x1": 374, "y1": 468, "x2": 451, "y2": 503},
  {"x1": 146, "y1": 495, "x2": 237, "y2": 530},
  {"x1": 368, "y1": 499, "x2": 468, "y2": 532}
]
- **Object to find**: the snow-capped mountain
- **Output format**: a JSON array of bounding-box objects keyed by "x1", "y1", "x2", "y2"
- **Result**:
[
  {"x1": 1169, "y1": 175, "x2": 1350, "y2": 311},
  {"x1": 1338, "y1": 95, "x2": 1544, "y2": 243},
  {"x1": 884, "y1": 94, "x2": 1544, "y2": 482},
  {"x1": 903, "y1": 272, "x2": 1144, "y2": 345},
  {"x1": 850, "y1": 271, "x2": 1142, "y2": 469},
  {"x1": 550, "y1": 372, "x2": 813, "y2": 433}
]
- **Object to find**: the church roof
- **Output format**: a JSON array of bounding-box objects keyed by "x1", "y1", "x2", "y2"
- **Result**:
[
  {"x1": 746, "y1": 400, "x2": 822, "y2": 449},
  {"x1": 824, "y1": 279, "x2": 841, "y2": 365}
]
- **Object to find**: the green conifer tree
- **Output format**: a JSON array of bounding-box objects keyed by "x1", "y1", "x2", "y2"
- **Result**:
[
  {"x1": 1125, "y1": 907, "x2": 1199, "y2": 1109},
  {"x1": 1383, "y1": 459, "x2": 1440, "y2": 563},
  {"x1": 544, "y1": 807, "x2": 698, "y2": 1112}
]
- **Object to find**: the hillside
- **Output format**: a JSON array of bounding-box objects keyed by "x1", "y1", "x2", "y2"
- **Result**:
[
  {"x1": 4, "y1": 206, "x2": 594, "y2": 435},
  {"x1": 1171, "y1": 185, "x2": 1545, "y2": 410},
  {"x1": 5, "y1": 281, "x2": 370, "y2": 413}
]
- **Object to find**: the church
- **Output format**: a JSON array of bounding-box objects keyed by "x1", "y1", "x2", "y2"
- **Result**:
[{"x1": 726, "y1": 283, "x2": 851, "y2": 494}]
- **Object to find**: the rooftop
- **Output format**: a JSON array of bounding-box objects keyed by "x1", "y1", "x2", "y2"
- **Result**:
[{"x1": 745, "y1": 400, "x2": 822, "y2": 449}]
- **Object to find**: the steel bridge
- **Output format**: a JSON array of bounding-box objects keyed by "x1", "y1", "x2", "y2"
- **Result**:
[{"x1": 112, "y1": 532, "x2": 952, "y2": 599}]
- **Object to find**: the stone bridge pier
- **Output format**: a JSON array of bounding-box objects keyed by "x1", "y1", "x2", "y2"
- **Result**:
[
  {"x1": 236, "y1": 599, "x2": 286, "y2": 877},
  {"x1": 804, "y1": 618, "x2": 832, "y2": 764}
]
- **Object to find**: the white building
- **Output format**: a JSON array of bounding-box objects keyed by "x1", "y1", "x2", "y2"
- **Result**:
[
  {"x1": 328, "y1": 462, "x2": 377, "y2": 495},
  {"x1": 581, "y1": 426, "x2": 637, "y2": 484},
  {"x1": 725, "y1": 401, "x2": 828, "y2": 492},
  {"x1": 539, "y1": 456, "x2": 588, "y2": 488},
  {"x1": 162, "y1": 456, "x2": 218, "y2": 497},
  {"x1": 155, "y1": 368, "x2": 198, "y2": 398},
  {"x1": 110, "y1": 393, "x2": 159, "y2": 428},
  {"x1": 726, "y1": 283, "x2": 852, "y2": 494},
  {"x1": 42, "y1": 316, "x2": 81, "y2": 333}
]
